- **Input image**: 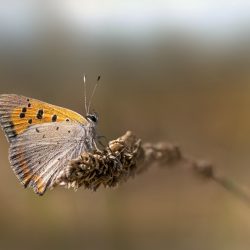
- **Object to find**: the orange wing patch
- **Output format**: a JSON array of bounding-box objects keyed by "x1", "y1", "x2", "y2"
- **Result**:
[{"x1": 0, "y1": 94, "x2": 88, "y2": 137}]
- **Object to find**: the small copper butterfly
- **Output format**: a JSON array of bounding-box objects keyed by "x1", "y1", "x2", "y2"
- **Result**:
[{"x1": 0, "y1": 89, "x2": 98, "y2": 195}]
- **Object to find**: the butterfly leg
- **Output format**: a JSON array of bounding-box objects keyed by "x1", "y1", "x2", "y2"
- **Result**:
[{"x1": 93, "y1": 139, "x2": 102, "y2": 152}]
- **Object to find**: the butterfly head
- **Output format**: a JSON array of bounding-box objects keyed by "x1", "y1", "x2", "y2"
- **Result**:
[{"x1": 86, "y1": 112, "x2": 98, "y2": 125}]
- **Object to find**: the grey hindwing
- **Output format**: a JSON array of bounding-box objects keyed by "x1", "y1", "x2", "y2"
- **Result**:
[{"x1": 9, "y1": 121, "x2": 95, "y2": 195}]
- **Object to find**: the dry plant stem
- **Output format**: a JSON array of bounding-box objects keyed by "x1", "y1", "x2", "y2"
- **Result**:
[{"x1": 54, "y1": 131, "x2": 250, "y2": 205}]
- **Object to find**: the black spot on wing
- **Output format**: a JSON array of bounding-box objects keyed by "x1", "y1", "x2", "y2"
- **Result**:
[
  {"x1": 37, "y1": 109, "x2": 43, "y2": 119},
  {"x1": 52, "y1": 115, "x2": 57, "y2": 122}
]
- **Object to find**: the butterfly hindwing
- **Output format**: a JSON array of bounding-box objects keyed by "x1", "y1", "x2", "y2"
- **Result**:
[
  {"x1": 9, "y1": 122, "x2": 93, "y2": 195},
  {"x1": 0, "y1": 94, "x2": 88, "y2": 142}
]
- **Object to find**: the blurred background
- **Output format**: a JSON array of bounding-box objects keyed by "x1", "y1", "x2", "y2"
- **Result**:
[{"x1": 1, "y1": 0, "x2": 250, "y2": 249}]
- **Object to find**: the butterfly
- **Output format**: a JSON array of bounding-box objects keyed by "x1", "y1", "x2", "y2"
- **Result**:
[{"x1": 0, "y1": 92, "x2": 99, "y2": 195}]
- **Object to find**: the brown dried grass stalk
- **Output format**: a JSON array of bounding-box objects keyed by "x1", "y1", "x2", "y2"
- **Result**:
[{"x1": 54, "y1": 131, "x2": 250, "y2": 205}]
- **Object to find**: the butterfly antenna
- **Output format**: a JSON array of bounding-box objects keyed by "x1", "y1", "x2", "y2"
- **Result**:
[
  {"x1": 87, "y1": 75, "x2": 101, "y2": 114},
  {"x1": 82, "y1": 74, "x2": 88, "y2": 115}
]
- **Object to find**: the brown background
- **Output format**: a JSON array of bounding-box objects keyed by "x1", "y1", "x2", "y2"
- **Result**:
[{"x1": 0, "y1": 1, "x2": 250, "y2": 250}]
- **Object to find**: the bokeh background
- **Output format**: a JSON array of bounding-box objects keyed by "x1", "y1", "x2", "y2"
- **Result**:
[{"x1": 1, "y1": 1, "x2": 250, "y2": 249}]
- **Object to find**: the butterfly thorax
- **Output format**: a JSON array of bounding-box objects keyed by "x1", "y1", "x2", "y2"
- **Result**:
[{"x1": 81, "y1": 120, "x2": 97, "y2": 151}]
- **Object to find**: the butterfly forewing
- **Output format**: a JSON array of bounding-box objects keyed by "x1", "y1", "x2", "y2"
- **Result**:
[{"x1": 0, "y1": 94, "x2": 88, "y2": 142}]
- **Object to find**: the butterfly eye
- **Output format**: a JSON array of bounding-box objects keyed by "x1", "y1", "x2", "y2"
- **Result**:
[{"x1": 86, "y1": 114, "x2": 98, "y2": 123}]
